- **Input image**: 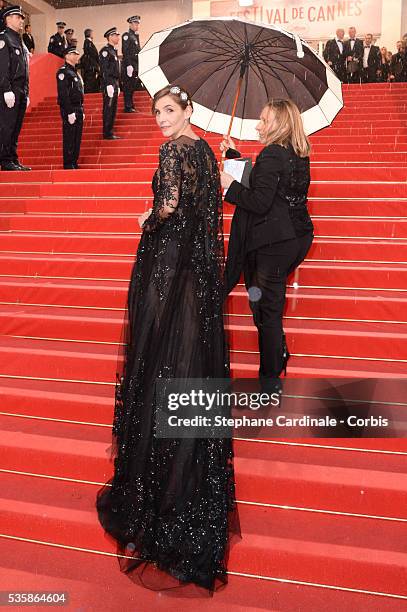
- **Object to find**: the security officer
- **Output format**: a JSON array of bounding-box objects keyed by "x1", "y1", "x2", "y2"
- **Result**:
[
  {"x1": 48, "y1": 21, "x2": 67, "y2": 57},
  {"x1": 99, "y1": 27, "x2": 121, "y2": 140},
  {"x1": 0, "y1": 5, "x2": 31, "y2": 171},
  {"x1": 56, "y1": 46, "x2": 84, "y2": 169},
  {"x1": 121, "y1": 15, "x2": 140, "y2": 112}
]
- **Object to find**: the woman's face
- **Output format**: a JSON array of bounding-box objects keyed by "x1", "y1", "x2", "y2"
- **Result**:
[
  {"x1": 154, "y1": 95, "x2": 190, "y2": 139},
  {"x1": 256, "y1": 106, "x2": 275, "y2": 144}
]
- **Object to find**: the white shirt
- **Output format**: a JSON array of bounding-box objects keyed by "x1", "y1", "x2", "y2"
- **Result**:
[
  {"x1": 363, "y1": 45, "x2": 371, "y2": 68},
  {"x1": 349, "y1": 39, "x2": 355, "y2": 50},
  {"x1": 335, "y1": 38, "x2": 343, "y2": 54}
]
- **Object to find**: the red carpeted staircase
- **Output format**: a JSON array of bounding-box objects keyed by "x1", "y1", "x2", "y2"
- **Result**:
[{"x1": 0, "y1": 83, "x2": 406, "y2": 610}]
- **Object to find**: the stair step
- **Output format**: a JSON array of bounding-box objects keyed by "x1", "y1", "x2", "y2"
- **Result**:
[
  {"x1": 0, "y1": 336, "x2": 405, "y2": 381},
  {"x1": 0, "y1": 233, "x2": 405, "y2": 262},
  {"x1": 1, "y1": 284, "x2": 405, "y2": 321},
  {"x1": 2, "y1": 197, "x2": 407, "y2": 218},
  {"x1": 0, "y1": 470, "x2": 406, "y2": 596}
]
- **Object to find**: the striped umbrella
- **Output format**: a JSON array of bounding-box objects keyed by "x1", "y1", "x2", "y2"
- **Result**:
[{"x1": 138, "y1": 17, "x2": 343, "y2": 141}]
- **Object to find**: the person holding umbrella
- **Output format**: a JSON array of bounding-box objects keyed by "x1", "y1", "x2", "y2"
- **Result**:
[{"x1": 220, "y1": 99, "x2": 314, "y2": 388}]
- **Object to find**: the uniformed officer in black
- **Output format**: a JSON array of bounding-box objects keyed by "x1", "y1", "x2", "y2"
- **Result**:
[
  {"x1": 0, "y1": 5, "x2": 31, "y2": 171},
  {"x1": 56, "y1": 46, "x2": 84, "y2": 169},
  {"x1": 80, "y1": 28, "x2": 100, "y2": 93},
  {"x1": 48, "y1": 21, "x2": 67, "y2": 58},
  {"x1": 99, "y1": 27, "x2": 121, "y2": 140},
  {"x1": 121, "y1": 15, "x2": 140, "y2": 113}
]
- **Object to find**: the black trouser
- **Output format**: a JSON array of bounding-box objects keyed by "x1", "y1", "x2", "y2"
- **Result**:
[
  {"x1": 60, "y1": 107, "x2": 83, "y2": 168},
  {"x1": 346, "y1": 68, "x2": 361, "y2": 84},
  {"x1": 246, "y1": 232, "x2": 313, "y2": 379},
  {"x1": 123, "y1": 86, "x2": 134, "y2": 111},
  {"x1": 332, "y1": 64, "x2": 346, "y2": 83},
  {"x1": 361, "y1": 67, "x2": 378, "y2": 83},
  {"x1": 102, "y1": 87, "x2": 118, "y2": 137},
  {"x1": 122, "y1": 64, "x2": 138, "y2": 110},
  {"x1": 83, "y1": 70, "x2": 100, "y2": 94},
  {"x1": 0, "y1": 92, "x2": 27, "y2": 167}
]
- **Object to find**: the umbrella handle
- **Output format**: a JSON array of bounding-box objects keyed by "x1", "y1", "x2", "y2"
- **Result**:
[
  {"x1": 220, "y1": 74, "x2": 243, "y2": 172},
  {"x1": 220, "y1": 150, "x2": 226, "y2": 172}
]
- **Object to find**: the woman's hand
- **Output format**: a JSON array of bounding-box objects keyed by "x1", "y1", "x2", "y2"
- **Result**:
[
  {"x1": 220, "y1": 172, "x2": 234, "y2": 191},
  {"x1": 220, "y1": 134, "x2": 236, "y2": 153},
  {"x1": 138, "y1": 209, "x2": 152, "y2": 228}
]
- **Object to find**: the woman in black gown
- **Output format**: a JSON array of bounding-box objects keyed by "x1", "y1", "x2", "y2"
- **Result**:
[
  {"x1": 220, "y1": 99, "x2": 314, "y2": 389},
  {"x1": 96, "y1": 85, "x2": 241, "y2": 595}
]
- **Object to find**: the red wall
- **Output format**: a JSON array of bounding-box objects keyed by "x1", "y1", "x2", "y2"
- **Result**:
[{"x1": 27, "y1": 53, "x2": 64, "y2": 111}]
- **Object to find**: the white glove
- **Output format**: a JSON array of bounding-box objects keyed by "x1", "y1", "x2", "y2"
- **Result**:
[
  {"x1": 26, "y1": 97, "x2": 30, "y2": 108},
  {"x1": 126, "y1": 65, "x2": 133, "y2": 78},
  {"x1": 68, "y1": 112, "x2": 76, "y2": 125},
  {"x1": 4, "y1": 91, "x2": 15, "y2": 108},
  {"x1": 106, "y1": 85, "x2": 114, "y2": 98},
  {"x1": 117, "y1": 86, "x2": 120, "y2": 96}
]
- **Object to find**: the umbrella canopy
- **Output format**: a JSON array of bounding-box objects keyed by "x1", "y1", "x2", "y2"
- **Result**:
[{"x1": 138, "y1": 17, "x2": 343, "y2": 140}]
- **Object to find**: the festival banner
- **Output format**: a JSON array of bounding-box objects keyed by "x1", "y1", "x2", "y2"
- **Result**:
[{"x1": 210, "y1": 0, "x2": 383, "y2": 39}]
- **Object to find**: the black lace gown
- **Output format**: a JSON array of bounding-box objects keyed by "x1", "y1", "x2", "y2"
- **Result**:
[{"x1": 96, "y1": 135, "x2": 241, "y2": 595}]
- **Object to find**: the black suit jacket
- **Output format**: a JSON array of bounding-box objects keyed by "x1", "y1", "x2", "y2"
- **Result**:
[
  {"x1": 364, "y1": 45, "x2": 381, "y2": 69},
  {"x1": 323, "y1": 38, "x2": 345, "y2": 63},
  {"x1": 323, "y1": 38, "x2": 346, "y2": 79},
  {"x1": 390, "y1": 51, "x2": 407, "y2": 80},
  {"x1": 224, "y1": 144, "x2": 313, "y2": 293},
  {"x1": 23, "y1": 33, "x2": 35, "y2": 53},
  {"x1": 361, "y1": 44, "x2": 381, "y2": 81},
  {"x1": 343, "y1": 38, "x2": 364, "y2": 61},
  {"x1": 81, "y1": 38, "x2": 99, "y2": 71}
]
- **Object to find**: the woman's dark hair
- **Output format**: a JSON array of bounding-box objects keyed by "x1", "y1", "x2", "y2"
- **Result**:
[
  {"x1": 84, "y1": 28, "x2": 92, "y2": 38},
  {"x1": 152, "y1": 85, "x2": 193, "y2": 114}
]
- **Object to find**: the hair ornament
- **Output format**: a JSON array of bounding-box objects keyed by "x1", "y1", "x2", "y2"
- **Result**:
[{"x1": 170, "y1": 86, "x2": 189, "y2": 103}]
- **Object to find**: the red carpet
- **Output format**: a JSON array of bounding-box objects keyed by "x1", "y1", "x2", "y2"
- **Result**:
[{"x1": 0, "y1": 83, "x2": 406, "y2": 609}]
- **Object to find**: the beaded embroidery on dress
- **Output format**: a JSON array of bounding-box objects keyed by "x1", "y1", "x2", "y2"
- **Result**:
[{"x1": 96, "y1": 135, "x2": 241, "y2": 595}]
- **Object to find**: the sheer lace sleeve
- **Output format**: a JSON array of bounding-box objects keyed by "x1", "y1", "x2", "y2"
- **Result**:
[{"x1": 143, "y1": 141, "x2": 182, "y2": 232}]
